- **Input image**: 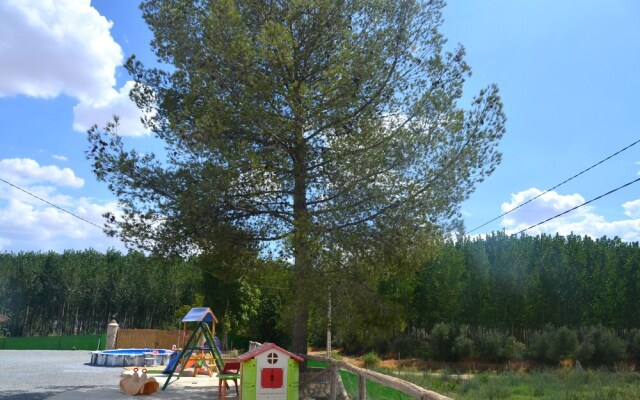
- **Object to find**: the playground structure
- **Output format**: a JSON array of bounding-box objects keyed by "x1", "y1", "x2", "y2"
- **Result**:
[{"x1": 162, "y1": 307, "x2": 233, "y2": 391}]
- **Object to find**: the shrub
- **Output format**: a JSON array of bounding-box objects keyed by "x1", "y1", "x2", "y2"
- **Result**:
[
  {"x1": 480, "y1": 330, "x2": 504, "y2": 362},
  {"x1": 578, "y1": 325, "x2": 626, "y2": 366},
  {"x1": 477, "y1": 330, "x2": 524, "y2": 362},
  {"x1": 388, "y1": 333, "x2": 422, "y2": 358},
  {"x1": 627, "y1": 329, "x2": 640, "y2": 362},
  {"x1": 429, "y1": 323, "x2": 454, "y2": 361},
  {"x1": 363, "y1": 351, "x2": 381, "y2": 368},
  {"x1": 577, "y1": 339, "x2": 595, "y2": 363},
  {"x1": 502, "y1": 335, "x2": 525, "y2": 360},
  {"x1": 551, "y1": 326, "x2": 578, "y2": 362},
  {"x1": 453, "y1": 335, "x2": 474, "y2": 359},
  {"x1": 529, "y1": 327, "x2": 554, "y2": 363}
]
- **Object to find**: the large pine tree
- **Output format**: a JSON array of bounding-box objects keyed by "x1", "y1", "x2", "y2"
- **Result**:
[{"x1": 87, "y1": 0, "x2": 505, "y2": 354}]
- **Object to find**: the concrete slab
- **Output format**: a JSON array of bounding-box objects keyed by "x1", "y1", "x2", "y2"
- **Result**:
[
  {"x1": 49, "y1": 374, "x2": 239, "y2": 399},
  {"x1": 0, "y1": 351, "x2": 239, "y2": 400}
]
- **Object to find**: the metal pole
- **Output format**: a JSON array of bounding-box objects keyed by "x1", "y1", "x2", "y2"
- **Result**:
[{"x1": 327, "y1": 288, "x2": 332, "y2": 358}]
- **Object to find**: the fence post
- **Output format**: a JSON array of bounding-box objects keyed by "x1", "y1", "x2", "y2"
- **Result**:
[
  {"x1": 330, "y1": 365, "x2": 338, "y2": 400},
  {"x1": 358, "y1": 375, "x2": 366, "y2": 400},
  {"x1": 106, "y1": 320, "x2": 119, "y2": 350}
]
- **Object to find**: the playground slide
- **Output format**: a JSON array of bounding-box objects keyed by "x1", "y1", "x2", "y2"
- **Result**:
[
  {"x1": 162, "y1": 352, "x2": 179, "y2": 374},
  {"x1": 161, "y1": 337, "x2": 223, "y2": 374}
]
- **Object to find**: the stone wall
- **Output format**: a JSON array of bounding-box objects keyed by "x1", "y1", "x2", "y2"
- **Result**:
[{"x1": 300, "y1": 368, "x2": 332, "y2": 399}]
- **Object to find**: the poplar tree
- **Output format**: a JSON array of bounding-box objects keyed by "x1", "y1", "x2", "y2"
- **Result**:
[{"x1": 87, "y1": 0, "x2": 506, "y2": 354}]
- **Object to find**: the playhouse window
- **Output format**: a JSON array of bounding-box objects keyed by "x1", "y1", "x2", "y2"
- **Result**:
[{"x1": 267, "y1": 352, "x2": 279, "y2": 364}]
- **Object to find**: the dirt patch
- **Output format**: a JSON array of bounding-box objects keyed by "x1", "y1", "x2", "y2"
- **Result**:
[{"x1": 309, "y1": 348, "x2": 539, "y2": 372}]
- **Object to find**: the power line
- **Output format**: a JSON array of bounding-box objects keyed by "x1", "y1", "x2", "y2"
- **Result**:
[
  {"x1": 0, "y1": 179, "x2": 285, "y2": 289},
  {"x1": 467, "y1": 137, "x2": 640, "y2": 234},
  {"x1": 514, "y1": 176, "x2": 640, "y2": 235},
  {"x1": 0, "y1": 178, "x2": 104, "y2": 230}
]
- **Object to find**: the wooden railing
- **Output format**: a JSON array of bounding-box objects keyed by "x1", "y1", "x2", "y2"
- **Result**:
[{"x1": 302, "y1": 354, "x2": 451, "y2": 400}]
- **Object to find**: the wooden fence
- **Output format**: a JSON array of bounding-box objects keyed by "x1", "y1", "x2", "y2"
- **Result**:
[
  {"x1": 116, "y1": 329, "x2": 190, "y2": 349},
  {"x1": 303, "y1": 354, "x2": 451, "y2": 400}
]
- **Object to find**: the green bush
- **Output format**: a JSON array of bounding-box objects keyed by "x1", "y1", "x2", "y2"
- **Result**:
[
  {"x1": 502, "y1": 335, "x2": 525, "y2": 360},
  {"x1": 453, "y1": 335, "x2": 474, "y2": 359},
  {"x1": 551, "y1": 326, "x2": 578, "y2": 361},
  {"x1": 578, "y1": 325, "x2": 626, "y2": 366},
  {"x1": 429, "y1": 323, "x2": 454, "y2": 361},
  {"x1": 363, "y1": 351, "x2": 381, "y2": 368},
  {"x1": 388, "y1": 333, "x2": 423, "y2": 358},
  {"x1": 480, "y1": 330, "x2": 504, "y2": 362},
  {"x1": 476, "y1": 331, "x2": 524, "y2": 362},
  {"x1": 627, "y1": 329, "x2": 640, "y2": 362},
  {"x1": 577, "y1": 339, "x2": 595, "y2": 363},
  {"x1": 530, "y1": 327, "x2": 554, "y2": 363},
  {"x1": 531, "y1": 326, "x2": 578, "y2": 364}
]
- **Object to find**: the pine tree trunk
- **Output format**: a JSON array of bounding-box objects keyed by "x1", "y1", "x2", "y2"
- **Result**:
[
  {"x1": 291, "y1": 139, "x2": 310, "y2": 355},
  {"x1": 291, "y1": 300, "x2": 309, "y2": 355}
]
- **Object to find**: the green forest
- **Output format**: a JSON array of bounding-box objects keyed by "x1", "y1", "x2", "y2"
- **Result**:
[{"x1": 1, "y1": 232, "x2": 640, "y2": 365}]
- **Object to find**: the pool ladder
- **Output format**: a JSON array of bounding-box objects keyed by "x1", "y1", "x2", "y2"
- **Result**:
[{"x1": 144, "y1": 354, "x2": 156, "y2": 367}]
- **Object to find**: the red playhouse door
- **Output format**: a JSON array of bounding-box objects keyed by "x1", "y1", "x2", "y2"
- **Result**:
[{"x1": 261, "y1": 368, "x2": 283, "y2": 389}]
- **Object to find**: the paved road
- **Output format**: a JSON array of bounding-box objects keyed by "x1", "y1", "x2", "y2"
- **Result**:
[{"x1": 0, "y1": 351, "x2": 232, "y2": 399}]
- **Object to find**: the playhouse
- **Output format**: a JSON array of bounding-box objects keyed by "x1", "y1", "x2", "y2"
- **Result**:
[{"x1": 237, "y1": 342, "x2": 303, "y2": 400}]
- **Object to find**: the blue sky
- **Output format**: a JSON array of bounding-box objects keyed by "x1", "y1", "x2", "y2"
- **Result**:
[{"x1": 0, "y1": 0, "x2": 639, "y2": 253}]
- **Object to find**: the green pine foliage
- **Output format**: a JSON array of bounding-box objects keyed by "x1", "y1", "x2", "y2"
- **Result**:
[
  {"x1": 410, "y1": 233, "x2": 640, "y2": 333},
  {"x1": 86, "y1": 0, "x2": 506, "y2": 353},
  {"x1": 0, "y1": 250, "x2": 199, "y2": 336}
]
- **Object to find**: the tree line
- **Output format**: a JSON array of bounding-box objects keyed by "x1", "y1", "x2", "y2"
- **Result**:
[
  {"x1": 0, "y1": 250, "x2": 200, "y2": 337},
  {"x1": 409, "y1": 232, "x2": 640, "y2": 334},
  {"x1": 0, "y1": 248, "x2": 289, "y2": 344},
  {"x1": 2, "y1": 232, "x2": 639, "y2": 360}
]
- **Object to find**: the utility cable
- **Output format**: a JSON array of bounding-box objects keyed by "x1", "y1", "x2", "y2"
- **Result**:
[
  {"x1": 467, "y1": 137, "x2": 640, "y2": 234},
  {"x1": 0, "y1": 178, "x2": 104, "y2": 230},
  {"x1": 0, "y1": 178, "x2": 285, "y2": 289},
  {"x1": 514, "y1": 176, "x2": 640, "y2": 235}
]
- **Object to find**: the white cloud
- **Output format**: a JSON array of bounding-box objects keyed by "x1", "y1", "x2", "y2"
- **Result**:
[
  {"x1": 501, "y1": 188, "x2": 588, "y2": 228},
  {"x1": 0, "y1": 158, "x2": 84, "y2": 188},
  {"x1": 0, "y1": 0, "x2": 122, "y2": 102},
  {"x1": 52, "y1": 155, "x2": 68, "y2": 161},
  {"x1": 0, "y1": 158, "x2": 124, "y2": 252},
  {"x1": 623, "y1": 199, "x2": 640, "y2": 219},
  {"x1": 500, "y1": 188, "x2": 640, "y2": 242},
  {"x1": 0, "y1": 0, "x2": 149, "y2": 137},
  {"x1": 73, "y1": 81, "x2": 151, "y2": 136},
  {"x1": 0, "y1": 197, "x2": 124, "y2": 252}
]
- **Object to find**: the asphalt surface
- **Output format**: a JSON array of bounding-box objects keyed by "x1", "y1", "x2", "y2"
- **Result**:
[{"x1": 0, "y1": 350, "x2": 232, "y2": 399}]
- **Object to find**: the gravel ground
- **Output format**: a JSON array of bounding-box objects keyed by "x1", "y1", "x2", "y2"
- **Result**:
[
  {"x1": 0, "y1": 351, "x2": 230, "y2": 399},
  {"x1": 0, "y1": 350, "x2": 121, "y2": 399}
]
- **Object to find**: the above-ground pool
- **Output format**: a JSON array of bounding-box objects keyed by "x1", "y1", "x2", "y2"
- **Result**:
[{"x1": 90, "y1": 349, "x2": 175, "y2": 367}]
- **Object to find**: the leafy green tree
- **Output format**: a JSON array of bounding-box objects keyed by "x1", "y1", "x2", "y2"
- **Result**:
[
  {"x1": 87, "y1": 0, "x2": 505, "y2": 353},
  {"x1": 412, "y1": 242, "x2": 466, "y2": 325}
]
